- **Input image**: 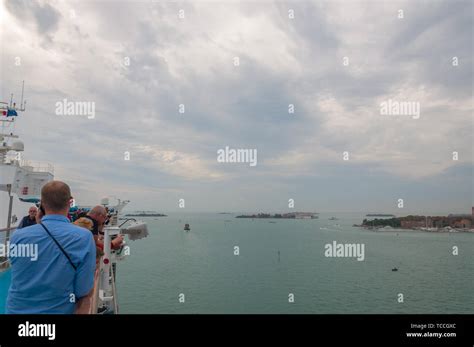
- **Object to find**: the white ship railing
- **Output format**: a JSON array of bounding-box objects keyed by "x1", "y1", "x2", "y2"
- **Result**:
[{"x1": 20, "y1": 160, "x2": 54, "y2": 174}]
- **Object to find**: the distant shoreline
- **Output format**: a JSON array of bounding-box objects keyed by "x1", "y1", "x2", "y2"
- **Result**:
[
  {"x1": 354, "y1": 225, "x2": 474, "y2": 233},
  {"x1": 236, "y1": 212, "x2": 318, "y2": 219},
  {"x1": 124, "y1": 213, "x2": 167, "y2": 217},
  {"x1": 365, "y1": 214, "x2": 396, "y2": 217}
]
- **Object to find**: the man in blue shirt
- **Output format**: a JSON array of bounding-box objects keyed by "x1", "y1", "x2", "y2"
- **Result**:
[{"x1": 7, "y1": 181, "x2": 96, "y2": 314}]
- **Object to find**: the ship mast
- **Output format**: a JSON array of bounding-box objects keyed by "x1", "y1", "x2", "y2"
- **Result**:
[{"x1": 0, "y1": 83, "x2": 26, "y2": 270}]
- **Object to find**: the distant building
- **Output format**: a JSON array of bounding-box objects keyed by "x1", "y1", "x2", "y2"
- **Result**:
[
  {"x1": 400, "y1": 220, "x2": 426, "y2": 229},
  {"x1": 280, "y1": 212, "x2": 317, "y2": 219},
  {"x1": 365, "y1": 208, "x2": 474, "y2": 230},
  {"x1": 400, "y1": 215, "x2": 468, "y2": 229},
  {"x1": 294, "y1": 212, "x2": 315, "y2": 219},
  {"x1": 427, "y1": 216, "x2": 451, "y2": 228},
  {"x1": 454, "y1": 218, "x2": 472, "y2": 229}
]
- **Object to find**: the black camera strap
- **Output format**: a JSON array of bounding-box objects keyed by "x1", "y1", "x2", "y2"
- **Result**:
[{"x1": 40, "y1": 222, "x2": 77, "y2": 271}]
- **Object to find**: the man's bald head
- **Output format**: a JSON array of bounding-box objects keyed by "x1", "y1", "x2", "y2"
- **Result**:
[
  {"x1": 89, "y1": 205, "x2": 107, "y2": 217},
  {"x1": 41, "y1": 181, "x2": 72, "y2": 215},
  {"x1": 87, "y1": 205, "x2": 108, "y2": 226}
]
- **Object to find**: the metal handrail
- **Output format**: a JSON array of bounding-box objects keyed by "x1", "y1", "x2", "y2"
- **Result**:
[
  {"x1": 111, "y1": 265, "x2": 119, "y2": 314},
  {"x1": 0, "y1": 227, "x2": 16, "y2": 233},
  {"x1": 90, "y1": 267, "x2": 101, "y2": 314}
]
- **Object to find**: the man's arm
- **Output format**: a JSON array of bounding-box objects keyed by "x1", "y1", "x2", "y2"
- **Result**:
[
  {"x1": 74, "y1": 232, "x2": 97, "y2": 302},
  {"x1": 74, "y1": 288, "x2": 94, "y2": 314}
]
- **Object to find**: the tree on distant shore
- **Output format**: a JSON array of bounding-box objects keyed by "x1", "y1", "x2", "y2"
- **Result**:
[{"x1": 362, "y1": 218, "x2": 401, "y2": 227}]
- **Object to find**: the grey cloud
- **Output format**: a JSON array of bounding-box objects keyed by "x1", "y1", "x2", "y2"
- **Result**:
[
  {"x1": 387, "y1": 1, "x2": 473, "y2": 96},
  {"x1": 5, "y1": 0, "x2": 60, "y2": 39}
]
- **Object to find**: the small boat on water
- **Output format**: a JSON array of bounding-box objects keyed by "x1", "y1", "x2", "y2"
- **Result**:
[
  {"x1": 328, "y1": 217, "x2": 338, "y2": 220},
  {"x1": 392, "y1": 268, "x2": 398, "y2": 272},
  {"x1": 184, "y1": 223, "x2": 190, "y2": 231}
]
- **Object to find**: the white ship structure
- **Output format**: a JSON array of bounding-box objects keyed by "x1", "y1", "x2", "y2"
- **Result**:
[{"x1": 0, "y1": 82, "x2": 52, "y2": 267}]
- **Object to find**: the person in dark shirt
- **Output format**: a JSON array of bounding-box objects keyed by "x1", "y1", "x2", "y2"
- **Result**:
[
  {"x1": 84, "y1": 206, "x2": 124, "y2": 250},
  {"x1": 17, "y1": 206, "x2": 38, "y2": 229}
]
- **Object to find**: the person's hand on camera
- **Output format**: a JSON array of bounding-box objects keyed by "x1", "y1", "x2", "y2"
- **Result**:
[{"x1": 111, "y1": 234, "x2": 124, "y2": 250}]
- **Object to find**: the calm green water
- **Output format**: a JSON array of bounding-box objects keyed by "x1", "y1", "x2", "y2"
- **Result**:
[
  {"x1": 116, "y1": 213, "x2": 473, "y2": 313},
  {"x1": 1, "y1": 212, "x2": 473, "y2": 313}
]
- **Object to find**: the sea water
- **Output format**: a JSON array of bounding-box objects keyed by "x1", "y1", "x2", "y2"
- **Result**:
[
  {"x1": 115, "y1": 212, "x2": 474, "y2": 313},
  {"x1": 1, "y1": 212, "x2": 473, "y2": 313}
]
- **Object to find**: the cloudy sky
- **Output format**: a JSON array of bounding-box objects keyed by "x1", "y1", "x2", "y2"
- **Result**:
[{"x1": 1, "y1": 0, "x2": 472, "y2": 213}]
